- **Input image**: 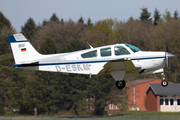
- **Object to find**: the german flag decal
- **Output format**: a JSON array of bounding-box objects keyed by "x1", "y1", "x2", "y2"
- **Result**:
[{"x1": 21, "y1": 48, "x2": 27, "y2": 52}]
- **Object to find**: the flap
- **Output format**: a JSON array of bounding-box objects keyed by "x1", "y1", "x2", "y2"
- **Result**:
[{"x1": 97, "y1": 58, "x2": 141, "y2": 76}]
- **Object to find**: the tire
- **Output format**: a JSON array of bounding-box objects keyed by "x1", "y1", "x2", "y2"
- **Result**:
[
  {"x1": 161, "y1": 80, "x2": 168, "y2": 87},
  {"x1": 116, "y1": 80, "x2": 126, "y2": 89}
]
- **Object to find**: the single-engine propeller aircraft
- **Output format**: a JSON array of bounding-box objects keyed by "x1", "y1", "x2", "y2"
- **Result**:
[{"x1": 8, "y1": 33, "x2": 175, "y2": 89}]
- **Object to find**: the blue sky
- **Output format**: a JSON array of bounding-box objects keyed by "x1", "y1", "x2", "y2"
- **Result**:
[{"x1": 1, "y1": 0, "x2": 179, "y2": 32}]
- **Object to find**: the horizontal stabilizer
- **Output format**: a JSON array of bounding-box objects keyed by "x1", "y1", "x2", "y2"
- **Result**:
[
  {"x1": 13, "y1": 61, "x2": 39, "y2": 67},
  {"x1": 21, "y1": 61, "x2": 39, "y2": 65}
]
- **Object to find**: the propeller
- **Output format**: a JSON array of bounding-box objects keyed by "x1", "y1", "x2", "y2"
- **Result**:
[{"x1": 165, "y1": 37, "x2": 175, "y2": 68}]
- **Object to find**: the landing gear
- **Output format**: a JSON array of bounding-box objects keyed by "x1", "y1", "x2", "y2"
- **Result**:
[
  {"x1": 161, "y1": 80, "x2": 168, "y2": 87},
  {"x1": 161, "y1": 73, "x2": 168, "y2": 87},
  {"x1": 116, "y1": 80, "x2": 126, "y2": 89}
]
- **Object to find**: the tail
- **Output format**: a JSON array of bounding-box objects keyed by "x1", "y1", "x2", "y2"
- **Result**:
[{"x1": 8, "y1": 33, "x2": 41, "y2": 65}]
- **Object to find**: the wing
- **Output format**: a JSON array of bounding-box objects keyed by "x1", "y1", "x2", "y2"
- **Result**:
[{"x1": 97, "y1": 58, "x2": 141, "y2": 76}]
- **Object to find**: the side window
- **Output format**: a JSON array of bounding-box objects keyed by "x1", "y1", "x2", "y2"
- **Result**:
[
  {"x1": 114, "y1": 46, "x2": 130, "y2": 56},
  {"x1": 101, "y1": 47, "x2": 111, "y2": 57},
  {"x1": 81, "y1": 50, "x2": 97, "y2": 58}
]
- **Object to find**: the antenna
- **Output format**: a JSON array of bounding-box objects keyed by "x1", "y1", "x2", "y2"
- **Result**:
[{"x1": 87, "y1": 42, "x2": 93, "y2": 49}]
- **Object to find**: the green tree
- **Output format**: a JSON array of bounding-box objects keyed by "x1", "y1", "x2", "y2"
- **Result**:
[
  {"x1": 0, "y1": 54, "x2": 25, "y2": 114},
  {"x1": 61, "y1": 39, "x2": 86, "y2": 53},
  {"x1": 60, "y1": 18, "x2": 64, "y2": 24},
  {"x1": 174, "y1": 10, "x2": 179, "y2": 20},
  {"x1": 78, "y1": 16, "x2": 84, "y2": 24},
  {"x1": 87, "y1": 18, "x2": 93, "y2": 27},
  {"x1": 60, "y1": 39, "x2": 88, "y2": 116},
  {"x1": 92, "y1": 19, "x2": 115, "y2": 45},
  {"x1": 163, "y1": 9, "x2": 172, "y2": 21},
  {"x1": 0, "y1": 12, "x2": 15, "y2": 55},
  {"x1": 0, "y1": 33, "x2": 11, "y2": 55},
  {"x1": 140, "y1": 7, "x2": 152, "y2": 22},
  {"x1": 50, "y1": 13, "x2": 59, "y2": 22},
  {"x1": 0, "y1": 12, "x2": 11, "y2": 29},
  {"x1": 21, "y1": 17, "x2": 36, "y2": 40},
  {"x1": 154, "y1": 8, "x2": 161, "y2": 26},
  {"x1": 39, "y1": 37, "x2": 57, "y2": 54},
  {"x1": 42, "y1": 19, "x2": 49, "y2": 26},
  {"x1": 32, "y1": 36, "x2": 61, "y2": 115},
  {"x1": 88, "y1": 75, "x2": 114, "y2": 115}
]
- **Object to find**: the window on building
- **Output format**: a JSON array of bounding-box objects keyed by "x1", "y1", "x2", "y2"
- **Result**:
[
  {"x1": 170, "y1": 99, "x2": 174, "y2": 106},
  {"x1": 177, "y1": 99, "x2": 180, "y2": 105},
  {"x1": 100, "y1": 47, "x2": 111, "y2": 57},
  {"x1": 81, "y1": 50, "x2": 97, "y2": 58},
  {"x1": 114, "y1": 46, "x2": 130, "y2": 56},
  {"x1": 165, "y1": 99, "x2": 169, "y2": 105},
  {"x1": 160, "y1": 99, "x2": 164, "y2": 105},
  {"x1": 160, "y1": 95, "x2": 176, "y2": 106}
]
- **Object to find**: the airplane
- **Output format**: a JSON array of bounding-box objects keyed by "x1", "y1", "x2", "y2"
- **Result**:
[{"x1": 7, "y1": 33, "x2": 175, "y2": 89}]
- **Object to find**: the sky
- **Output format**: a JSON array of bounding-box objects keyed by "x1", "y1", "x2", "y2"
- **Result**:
[{"x1": 0, "y1": 0, "x2": 180, "y2": 32}]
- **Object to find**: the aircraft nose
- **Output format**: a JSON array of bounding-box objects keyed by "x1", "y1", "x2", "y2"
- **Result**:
[{"x1": 166, "y1": 53, "x2": 175, "y2": 57}]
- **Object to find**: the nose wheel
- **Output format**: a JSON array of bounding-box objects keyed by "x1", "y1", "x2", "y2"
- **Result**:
[
  {"x1": 116, "y1": 80, "x2": 126, "y2": 89},
  {"x1": 161, "y1": 73, "x2": 168, "y2": 87}
]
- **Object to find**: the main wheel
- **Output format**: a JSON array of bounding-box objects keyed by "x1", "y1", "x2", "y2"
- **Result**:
[
  {"x1": 116, "y1": 80, "x2": 126, "y2": 89},
  {"x1": 161, "y1": 80, "x2": 168, "y2": 87}
]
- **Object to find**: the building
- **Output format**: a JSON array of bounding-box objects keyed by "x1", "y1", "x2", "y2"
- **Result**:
[
  {"x1": 127, "y1": 79, "x2": 162, "y2": 111},
  {"x1": 146, "y1": 83, "x2": 180, "y2": 112},
  {"x1": 108, "y1": 78, "x2": 163, "y2": 115},
  {"x1": 108, "y1": 98, "x2": 119, "y2": 115}
]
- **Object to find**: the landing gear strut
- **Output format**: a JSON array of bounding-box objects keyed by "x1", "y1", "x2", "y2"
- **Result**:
[
  {"x1": 116, "y1": 80, "x2": 126, "y2": 89},
  {"x1": 161, "y1": 73, "x2": 168, "y2": 87}
]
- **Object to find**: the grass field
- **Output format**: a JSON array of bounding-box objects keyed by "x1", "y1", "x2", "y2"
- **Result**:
[{"x1": 0, "y1": 111, "x2": 180, "y2": 120}]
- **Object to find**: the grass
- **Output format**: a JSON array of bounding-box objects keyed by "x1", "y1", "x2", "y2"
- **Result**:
[{"x1": 0, "y1": 111, "x2": 180, "y2": 120}]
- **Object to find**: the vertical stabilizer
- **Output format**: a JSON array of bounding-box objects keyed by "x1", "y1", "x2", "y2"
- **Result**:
[{"x1": 8, "y1": 33, "x2": 41, "y2": 64}]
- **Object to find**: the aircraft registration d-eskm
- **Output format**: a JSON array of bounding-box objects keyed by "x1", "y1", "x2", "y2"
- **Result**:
[{"x1": 8, "y1": 33, "x2": 174, "y2": 89}]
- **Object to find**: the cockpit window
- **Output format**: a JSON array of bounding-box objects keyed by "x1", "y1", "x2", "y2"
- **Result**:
[
  {"x1": 81, "y1": 50, "x2": 97, "y2": 58},
  {"x1": 114, "y1": 46, "x2": 130, "y2": 55},
  {"x1": 101, "y1": 47, "x2": 111, "y2": 57},
  {"x1": 125, "y1": 44, "x2": 141, "y2": 53}
]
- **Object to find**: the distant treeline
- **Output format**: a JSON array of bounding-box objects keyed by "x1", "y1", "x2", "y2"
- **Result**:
[{"x1": 0, "y1": 8, "x2": 180, "y2": 116}]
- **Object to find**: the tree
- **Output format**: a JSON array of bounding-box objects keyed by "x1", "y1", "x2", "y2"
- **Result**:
[
  {"x1": 163, "y1": 9, "x2": 172, "y2": 21},
  {"x1": 78, "y1": 16, "x2": 84, "y2": 24},
  {"x1": 32, "y1": 36, "x2": 61, "y2": 115},
  {"x1": 0, "y1": 54, "x2": 25, "y2": 114},
  {"x1": 140, "y1": 7, "x2": 152, "y2": 22},
  {"x1": 153, "y1": 8, "x2": 161, "y2": 26},
  {"x1": 174, "y1": 10, "x2": 179, "y2": 20},
  {"x1": 88, "y1": 75, "x2": 114, "y2": 115},
  {"x1": 50, "y1": 13, "x2": 59, "y2": 22},
  {"x1": 0, "y1": 12, "x2": 11, "y2": 29},
  {"x1": 39, "y1": 37, "x2": 57, "y2": 54},
  {"x1": 21, "y1": 17, "x2": 36, "y2": 40},
  {"x1": 60, "y1": 18, "x2": 64, "y2": 24},
  {"x1": 0, "y1": 12, "x2": 15, "y2": 55},
  {"x1": 127, "y1": 16, "x2": 134, "y2": 23},
  {"x1": 61, "y1": 39, "x2": 86, "y2": 53},
  {"x1": 92, "y1": 19, "x2": 115, "y2": 46},
  {"x1": 42, "y1": 19, "x2": 49, "y2": 26},
  {"x1": 87, "y1": 18, "x2": 93, "y2": 27}
]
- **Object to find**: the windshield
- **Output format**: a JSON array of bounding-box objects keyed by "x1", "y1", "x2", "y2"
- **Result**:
[{"x1": 125, "y1": 44, "x2": 141, "y2": 53}]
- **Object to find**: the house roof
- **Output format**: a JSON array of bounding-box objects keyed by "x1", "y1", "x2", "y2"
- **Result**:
[
  {"x1": 126, "y1": 78, "x2": 161, "y2": 87},
  {"x1": 145, "y1": 83, "x2": 180, "y2": 95}
]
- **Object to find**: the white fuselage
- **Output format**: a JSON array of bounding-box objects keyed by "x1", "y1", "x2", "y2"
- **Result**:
[{"x1": 14, "y1": 44, "x2": 166, "y2": 77}]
